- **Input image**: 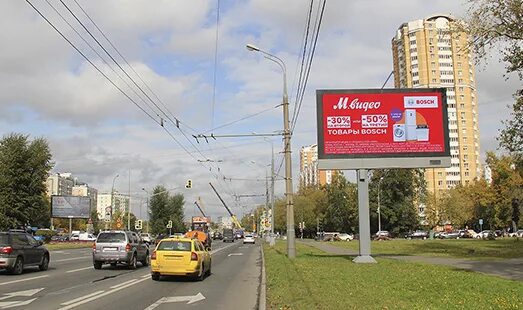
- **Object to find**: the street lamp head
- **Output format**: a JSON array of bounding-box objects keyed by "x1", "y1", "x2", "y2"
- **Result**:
[{"x1": 246, "y1": 43, "x2": 260, "y2": 52}]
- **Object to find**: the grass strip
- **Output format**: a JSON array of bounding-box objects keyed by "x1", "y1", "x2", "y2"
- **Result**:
[
  {"x1": 46, "y1": 242, "x2": 94, "y2": 250},
  {"x1": 264, "y1": 241, "x2": 523, "y2": 310},
  {"x1": 328, "y1": 238, "x2": 523, "y2": 260}
]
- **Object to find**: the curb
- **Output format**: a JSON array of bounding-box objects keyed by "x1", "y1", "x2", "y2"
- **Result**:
[{"x1": 258, "y1": 243, "x2": 267, "y2": 310}]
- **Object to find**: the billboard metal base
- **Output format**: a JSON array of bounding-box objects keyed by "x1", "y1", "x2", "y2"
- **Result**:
[
  {"x1": 354, "y1": 169, "x2": 377, "y2": 264},
  {"x1": 353, "y1": 255, "x2": 377, "y2": 264}
]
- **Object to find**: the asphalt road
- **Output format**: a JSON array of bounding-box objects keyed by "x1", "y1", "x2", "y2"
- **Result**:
[{"x1": 0, "y1": 239, "x2": 262, "y2": 310}]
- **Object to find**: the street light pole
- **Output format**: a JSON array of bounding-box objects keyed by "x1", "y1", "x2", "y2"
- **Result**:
[
  {"x1": 247, "y1": 43, "x2": 295, "y2": 258},
  {"x1": 109, "y1": 174, "x2": 119, "y2": 230},
  {"x1": 262, "y1": 137, "x2": 276, "y2": 243},
  {"x1": 142, "y1": 188, "x2": 149, "y2": 233}
]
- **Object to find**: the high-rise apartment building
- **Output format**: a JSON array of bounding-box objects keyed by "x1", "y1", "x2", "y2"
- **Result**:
[
  {"x1": 392, "y1": 14, "x2": 481, "y2": 196},
  {"x1": 96, "y1": 192, "x2": 129, "y2": 220},
  {"x1": 300, "y1": 144, "x2": 337, "y2": 188},
  {"x1": 46, "y1": 173, "x2": 75, "y2": 196},
  {"x1": 72, "y1": 184, "x2": 98, "y2": 213}
]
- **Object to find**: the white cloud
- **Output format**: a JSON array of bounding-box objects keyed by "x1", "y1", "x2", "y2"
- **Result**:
[{"x1": 0, "y1": 0, "x2": 519, "y2": 219}]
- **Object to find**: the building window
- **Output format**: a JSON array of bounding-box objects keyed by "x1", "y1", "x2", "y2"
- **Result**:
[
  {"x1": 460, "y1": 103, "x2": 465, "y2": 109},
  {"x1": 438, "y1": 180, "x2": 443, "y2": 186}
]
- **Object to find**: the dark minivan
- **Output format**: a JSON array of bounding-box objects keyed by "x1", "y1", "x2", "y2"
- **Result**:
[{"x1": 0, "y1": 230, "x2": 50, "y2": 275}]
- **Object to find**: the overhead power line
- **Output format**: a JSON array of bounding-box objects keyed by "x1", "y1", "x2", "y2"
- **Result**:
[
  {"x1": 24, "y1": 0, "x2": 160, "y2": 126},
  {"x1": 291, "y1": 0, "x2": 326, "y2": 133}
]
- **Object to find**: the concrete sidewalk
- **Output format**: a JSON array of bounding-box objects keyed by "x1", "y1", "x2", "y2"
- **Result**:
[{"x1": 299, "y1": 239, "x2": 523, "y2": 282}]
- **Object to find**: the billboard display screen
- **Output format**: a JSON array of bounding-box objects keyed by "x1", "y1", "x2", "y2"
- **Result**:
[
  {"x1": 51, "y1": 195, "x2": 91, "y2": 219},
  {"x1": 316, "y1": 88, "x2": 451, "y2": 169}
]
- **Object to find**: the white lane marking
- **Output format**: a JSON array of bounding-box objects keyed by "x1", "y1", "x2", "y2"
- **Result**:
[
  {"x1": 59, "y1": 291, "x2": 104, "y2": 306},
  {"x1": 141, "y1": 274, "x2": 150, "y2": 278},
  {"x1": 144, "y1": 293, "x2": 205, "y2": 310},
  {"x1": 65, "y1": 266, "x2": 92, "y2": 273},
  {"x1": 0, "y1": 297, "x2": 37, "y2": 309},
  {"x1": 227, "y1": 253, "x2": 243, "y2": 257},
  {"x1": 210, "y1": 242, "x2": 237, "y2": 255},
  {"x1": 0, "y1": 288, "x2": 44, "y2": 302},
  {"x1": 58, "y1": 277, "x2": 149, "y2": 310},
  {"x1": 0, "y1": 275, "x2": 49, "y2": 287},
  {"x1": 54, "y1": 256, "x2": 91, "y2": 263},
  {"x1": 110, "y1": 279, "x2": 137, "y2": 289}
]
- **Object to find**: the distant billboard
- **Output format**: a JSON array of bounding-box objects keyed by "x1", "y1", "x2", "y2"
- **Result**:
[
  {"x1": 316, "y1": 88, "x2": 451, "y2": 169},
  {"x1": 51, "y1": 195, "x2": 91, "y2": 219}
]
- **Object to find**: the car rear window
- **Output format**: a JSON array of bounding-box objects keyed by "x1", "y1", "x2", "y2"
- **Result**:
[
  {"x1": 0, "y1": 234, "x2": 9, "y2": 245},
  {"x1": 97, "y1": 232, "x2": 126, "y2": 243},
  {"x1": 157, "y1": 241, "x2": 191, "y2": 251}
]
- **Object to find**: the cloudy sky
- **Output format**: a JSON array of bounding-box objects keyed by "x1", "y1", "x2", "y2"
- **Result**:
[{"x1": 1, "y1": 0, "x2": 519, "y2": 221}]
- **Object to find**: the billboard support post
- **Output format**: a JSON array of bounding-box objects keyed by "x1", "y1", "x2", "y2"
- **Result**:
[
  {"x1": 68, "y1": 216, "x2": 73, "y2": 239},
  {"x1": 353, "y1": 169, "x2": 377, "y2": 264}
]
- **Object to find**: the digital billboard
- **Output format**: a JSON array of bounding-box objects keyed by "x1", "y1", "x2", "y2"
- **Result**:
[
  {"x1": 316, "y1": 88, "x2": 451, "y2": 169},
  {"x1": 51, "y1": 195, "x2": 91, "y2": 219}
]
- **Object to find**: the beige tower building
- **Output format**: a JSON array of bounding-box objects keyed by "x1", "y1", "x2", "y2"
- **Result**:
[
  {"x1": 392, "y1": 14, "x2": 481, "y2": 196},
  {"x1": 300, "y1": 144, "x2": 338, "y2": 188}
]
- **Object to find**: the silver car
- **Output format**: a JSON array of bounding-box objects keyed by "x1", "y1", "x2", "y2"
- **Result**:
[{"x1": 92, "y1": 231, "x2": 149, "y2": 270}]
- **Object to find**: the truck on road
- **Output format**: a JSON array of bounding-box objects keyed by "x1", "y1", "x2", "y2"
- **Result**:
[
  {"x1": 185, "y1": 216, "x2": 212, "y2": 250},
  {"x1": 222, "y1": 228, "x2": 234, "y2": 242}
]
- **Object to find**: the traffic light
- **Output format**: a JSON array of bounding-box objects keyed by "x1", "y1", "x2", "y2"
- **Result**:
[
  {"x1": 135, "y1": 220, "x2": 142, "y2": 230},
  {"x1": 185, "y1": 179, "x2": 192, "y2": 189}
]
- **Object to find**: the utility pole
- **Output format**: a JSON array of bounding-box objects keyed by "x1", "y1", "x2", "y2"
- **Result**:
[
  {"x1": 109, "y1": 174, "x2": 119, "y2": 230},
  {"x1": 127, "y1": 169, "x2": 131, "y2": 231},
  {"x1": 247, "y1": 43, "x2": 295, "y2": 258}
]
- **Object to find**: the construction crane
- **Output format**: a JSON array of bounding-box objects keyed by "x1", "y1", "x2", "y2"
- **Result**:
[
  {"x1": 209, "y1": 182, "x2": 243, "y2": 229},
  {"x1": 194, "y1": 197, "x2": 207, "y2": 217}
]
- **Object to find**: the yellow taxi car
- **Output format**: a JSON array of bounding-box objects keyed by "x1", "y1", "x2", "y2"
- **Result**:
[{"x1": 150, "y1": 237, "x2": 211, "y2": 281}]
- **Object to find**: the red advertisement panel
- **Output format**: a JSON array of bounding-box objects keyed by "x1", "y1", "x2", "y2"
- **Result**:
[{"x1": 317, "y1": 89, "x2": 449, "y2": 157}]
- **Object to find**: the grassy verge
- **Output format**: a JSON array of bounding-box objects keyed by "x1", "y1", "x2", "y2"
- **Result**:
[
  {"x1": 264, "y1": 241, "x2": 523, "y2": 310},
  {"x1": 327, "y1": 238, "x2": 523, "y2": 260},
  {"x1": 46, "y1": 242, "x2": 94, "y2": 250}
]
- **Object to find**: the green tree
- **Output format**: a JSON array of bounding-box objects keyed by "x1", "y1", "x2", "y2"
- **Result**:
[
  {"x1": 323, "y1": 174, "x2": 358, "y2": 233},
  {"x1": 425, "y1": 193, "x2": 444, "y2": 229},
  {"x1": 295, "y1": 185, "x2": 327, "y2": 237},
  {"x1": 0, "y1": 133, "x2": 53, "y2": 230},
  {"x1": 499, "y1": 92, "x2": 523, "y2": 155},
  {"x1": 486, "y1": 152, "x2": 523, "y2": 229},
  {"x1": 463, "y1": 0, "x2": 523, "y2": 77},
  {"x1": 370, "y1": 169, "x2": 422, "y2": 235},
  {"x1": 273, "y1": 198, "x2": 286, "y2": 234},
  {"x1": 148, "y1": 186, "x2": 185, "y2": 235},
  {"x1": 167, "y1": 193, "x2": 185, "y2": 233},
  {"x1": 462, "y1": 0, "x2": 523, "y2": 155}
]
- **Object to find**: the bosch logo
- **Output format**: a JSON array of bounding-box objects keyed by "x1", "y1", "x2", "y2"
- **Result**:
[
  {"x1": 416, "y1": 99, "x2": 435, "y2": 104},
  {"x1": 404, "y1": 96, "x2": 438, "y2": 108}
]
